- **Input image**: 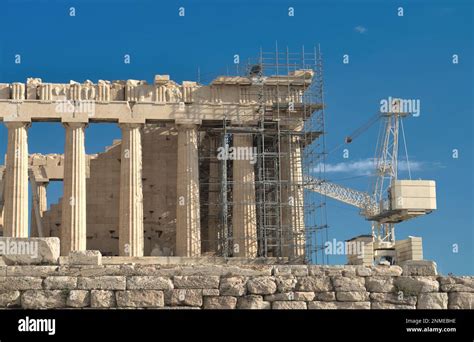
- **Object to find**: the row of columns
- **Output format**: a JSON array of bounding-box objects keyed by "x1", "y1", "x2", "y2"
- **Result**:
[
  {"x1": 2, "y1": 121, "x2": 305, "y2": 258},
  {"x1": 2, "y1": 121, "x2": 145, "y2": 257}
]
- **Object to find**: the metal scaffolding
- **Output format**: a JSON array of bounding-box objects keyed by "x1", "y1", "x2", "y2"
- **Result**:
[{"x1": 198, "y1": 45, "x2": 329, "y2": 263}]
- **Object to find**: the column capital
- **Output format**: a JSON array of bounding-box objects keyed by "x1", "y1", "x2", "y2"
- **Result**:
[
  {"x1": 118, "y1": 117, "x2": 145, "y2": 125},
  {"x1": 61, "y1": 112, "x2": 90, "y2": 124},
  {"x1": 119, "y1": 122, "x2": 144, "y2": 130},
  {"x1": 4, "y1": 121, "x2": 31, "y2": 129},
  {"x1": 175, "y1": 118, "x2": 201, "y2": 127},
  {"x1": 62, "y1": 122, "x2": 88, "y2": 129},
  {"x1": 176, "y1": 123, "x2": 200, "y2": 131}
]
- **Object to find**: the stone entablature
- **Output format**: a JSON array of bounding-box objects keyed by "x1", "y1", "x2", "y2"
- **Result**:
[{"x1": 0, "y1": 71, "x2": 315, "y2": 124}]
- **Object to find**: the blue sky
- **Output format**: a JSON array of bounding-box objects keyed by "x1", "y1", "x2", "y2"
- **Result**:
[{"x1": 0, "y1": 0, "x2": 472, "y2": 274}]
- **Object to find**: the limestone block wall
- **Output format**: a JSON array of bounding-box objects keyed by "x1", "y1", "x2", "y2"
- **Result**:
[
  {"x1": 41, "y1": 127, "x2": 178, "y2": 256},
  {"x1": 0, "y1": 264, "x2": 472, "y2": 309},
  {"x1": 141, "y1": 127, "x2": 178, "y2": 255},
  {"x1": 86, "y1": 141, "x2": 121, "y2": 254}
]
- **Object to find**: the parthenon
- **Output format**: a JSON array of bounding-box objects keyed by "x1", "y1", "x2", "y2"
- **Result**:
[{"x1": 0, "y1": 68, "x2": 322, "y2": 260}]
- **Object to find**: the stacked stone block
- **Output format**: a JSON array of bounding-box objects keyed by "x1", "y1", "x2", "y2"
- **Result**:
[{"x1": 0, "y1": 264, "x2": 472, "y2": 309}]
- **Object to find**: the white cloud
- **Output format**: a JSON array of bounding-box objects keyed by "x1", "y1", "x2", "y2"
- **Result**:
[
  {"x1": 326, "y1": 159, "x2": 374, "y2": 175},
  {"x1": 354, "y1": 26, "x2": 368, "y2": 34},
  {"x1": 313, "y1": 158, "x2": 425, "y2": 176}
]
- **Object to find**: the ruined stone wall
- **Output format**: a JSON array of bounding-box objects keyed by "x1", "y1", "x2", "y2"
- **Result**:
[
  {"x1": 0, "y1": 264, "x2": 472, "y2": 309},
  {"x1": 41, "y1": 127, "x2": 178, "y2": 256}
]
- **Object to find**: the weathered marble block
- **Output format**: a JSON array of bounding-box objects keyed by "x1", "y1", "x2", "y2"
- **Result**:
[{"x1": 0, "y1": 237, "x2": 60, "y2": 265}]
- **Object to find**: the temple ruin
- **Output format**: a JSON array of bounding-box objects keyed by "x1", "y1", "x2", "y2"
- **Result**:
[
  {"x1": 0, "y1": 50, "x2": 327, "y2": 262},
  {"x1": 0, "y1": 50, "x2": 471, "y2": 312}
]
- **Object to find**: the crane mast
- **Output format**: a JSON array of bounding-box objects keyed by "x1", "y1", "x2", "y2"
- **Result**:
[{"x1": 371, "y1": 111, "x2": 406, "y2": 247}]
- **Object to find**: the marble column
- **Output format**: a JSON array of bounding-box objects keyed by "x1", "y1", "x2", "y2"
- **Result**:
[
  {"x1": 30, "y1": 182, "x2": 48, "y2": 237},
  {"x1": 61, "y1": 122, "x2": 87, "y2": 255},
  {"x1": 3, "y1": 122, "x2": 30, "y2": 237},
  {"x1": 176, "y1": 124, "x2": 201, "y2": 257},
  {"x1": 281, "y1": 134, "x2": 306, "y2": 259},
  {"x1": 118, "y1": 123, "x2": 144, "y2": 257},
  {"x1": 232, "y1": 134, "x2": 257, "y2": 257},
  {"x1": 206, "y1": 134, "x2": 220, "y2": 254}
]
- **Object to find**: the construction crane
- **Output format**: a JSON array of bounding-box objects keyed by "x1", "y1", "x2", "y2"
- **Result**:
[{"x1": 306, "y1": 99, "x2": 437, "y2": 265}]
